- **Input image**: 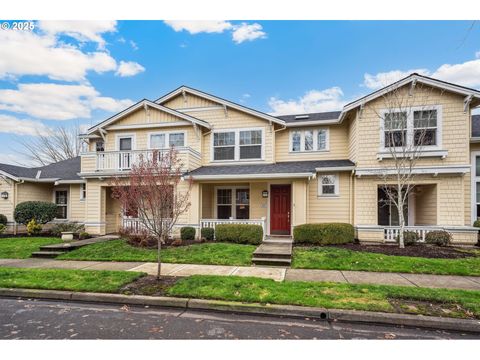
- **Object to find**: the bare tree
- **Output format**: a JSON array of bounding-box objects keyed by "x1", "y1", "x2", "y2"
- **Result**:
[
  {"x1": 372, "y1": 82, "x2": 440, "y2": 248},
  {"x1": 16, "y1": 124, "x2": 82, "y2": 166},
  {"x1": 110, "y1": 148, "x2": 192, "y2": 278}
]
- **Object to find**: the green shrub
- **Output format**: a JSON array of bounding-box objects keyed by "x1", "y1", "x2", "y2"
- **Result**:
[
  {"x1": 14, "y1": 201, "x2": 57, "y2": 225},
  {"x1": 293, "y1": 223, "x2": 354, "y2": 245},
  {"x1": 0, "y1": 224, "x2": 6, "y2": 234},
  {"x1": 201, "y1": 227, "x2": 215, "y2": 241},
  {"x1": 397, "y1": 231, "x2": 419, "y2": 246},
  {"x1": 473, "y1": 220, "x2": 480, "y2": 228},
  {"x1": 26, "y1": 219, "x2": 42, "y2": 236},
  {"x1": 180, "y1": 226, "x2": 196, "y2": 241},
  {"x1": 215, "y1": 224, "x2": 263, "y2": 245},
  {"x1": 0, "y1": 214, "x2": 7, "y2": 226},
  {"x1": 78, "y1": 232, "x2": 90, "y2": 240},
  {"x1": 50, "y1": 222, "x2": 85, "y2": 237},
  {"x1": 425, "y1": 230, "x2": 452, "y2": 247}
]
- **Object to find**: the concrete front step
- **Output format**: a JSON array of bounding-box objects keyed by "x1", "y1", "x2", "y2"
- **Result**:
[
  {"x1": 252, "y1": 257, "x2": 291, "y2": 266},
  {"x1": 31, "y1": 251, "x2": 67, "y2": 258},
  {"x1": 253, "y1": 252, "x2": 292, "y2": 260}
]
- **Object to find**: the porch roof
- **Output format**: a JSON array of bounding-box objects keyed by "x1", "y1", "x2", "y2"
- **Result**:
[
  {"x1": 184, "y1": 159, "x2": 355, "y2": 180},
  {"x1": 0, "y1": 157, "x2": 82, "y2": 182}
]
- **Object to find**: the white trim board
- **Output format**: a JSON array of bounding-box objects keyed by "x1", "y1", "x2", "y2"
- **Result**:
[{"x1": 355, "y1": 165, "x2": 471, "y2": 176}]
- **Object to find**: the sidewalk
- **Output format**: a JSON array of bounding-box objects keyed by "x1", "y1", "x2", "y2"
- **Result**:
[{"x1": 1, "y1": 258, "x2": 480, "y2": 291}]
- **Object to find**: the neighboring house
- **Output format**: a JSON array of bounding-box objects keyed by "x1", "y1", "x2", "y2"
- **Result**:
[{"x1": 1, "y1": 73, "x2": 480, "y2": 244}]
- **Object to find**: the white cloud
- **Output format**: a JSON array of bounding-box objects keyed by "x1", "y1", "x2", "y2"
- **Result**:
[
  {"x1": 476, "y1": 51, "x2": 480, "y2": 59},
  {"x1": 164, "y1": 21, "x2": 233, "y2": 34},
  {"x1": 0, "y1": 114, "x2": 50, "y2": 136},
  {"x1": 115, "y1": 61, "x2": 145, "y2": 77},
  {"x1": 0, "y1": 29, "x2": 117, "y2": 81},
  {"x1": 363, "y1": 69, "x2": 430, "y2": 90},
  {"x1": 38, "y1": 20, "x2": 117, "y2": 49},
  {"x1": 0, "y1": 83, "x2": 134, "y2": 121},
  {"x1": 130, "y1": 40, "x2": 138, "y2": 51},
  {"x1": 232, "y1": 23, "x2": 266, "y2": 44},
  {"x1": 431, "y1": 59, "x2": 480, "y2": 88},
  {"x1": 268, "y1": 87, "x2": 346, "y2": 115}
]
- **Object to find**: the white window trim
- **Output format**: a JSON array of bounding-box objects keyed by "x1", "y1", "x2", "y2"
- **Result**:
[
  {"x1": 211, "y1": 127, "x2": 265, "y2": 163},
  {"x1": 379, "y1": 105, "x2": 443, "y2": 153},
  {"x1": 289, "y1": 128, "x2": 330, "y2": 153},
  {"x1": 115, "y1": 133, "x2": 136, "y2": 151},
  {"x1": 80, "y1": 183, "x2": 86, "y2": 201},
  {"x1": 213, "y1": 186, "x2": 250, "y2": 219},
  {"x1": 53, "y1": 188, "x2": 69, "y2": 221},
  {"x1": 471, "y1": 151, "x2": 480, "y2": 222},
  {"x1": 147, "y1": 130, "x2": 187, "y2": 149},
  {"x1": 318, "y1": 173, "x2": 339, "y2": 197}
]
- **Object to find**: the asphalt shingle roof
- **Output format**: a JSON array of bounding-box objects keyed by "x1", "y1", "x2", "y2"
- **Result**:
[
  {"x1": 186, "y1": 159, "x2": 354, "y2": 177},
  {"x1": 0, "y1": 157, "x2": 81, "y2": 181},
  {"x1": 276, "y1": 111, "x2": 341, "y2": 123}
]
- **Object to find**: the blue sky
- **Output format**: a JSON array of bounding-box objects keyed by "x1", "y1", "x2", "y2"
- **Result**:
[{"x1": 1, "y1": 20, "x2": 480, "y2": 165}]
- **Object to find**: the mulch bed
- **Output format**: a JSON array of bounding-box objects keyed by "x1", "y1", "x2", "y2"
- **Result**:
[
  {"x1": 389, "y1": 298, "x2": 476, "y2": 319},
  {"x1": 120, "y1": 275, "x2": 180, "y2": 296},
  {"x1": 332, "y1": 243, "x2": 477, "y2": 259}
]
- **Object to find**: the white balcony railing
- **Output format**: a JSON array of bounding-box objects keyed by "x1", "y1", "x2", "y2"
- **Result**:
[
  {"x1": 383, "y1": 226, "x2": 440, "y2": 242},
  {"x1": 94, "y1": 148, "x2": 201, "y2": 172},
  {"x1": 200, "y1": 218, "x2": 266, "y2": 240}
]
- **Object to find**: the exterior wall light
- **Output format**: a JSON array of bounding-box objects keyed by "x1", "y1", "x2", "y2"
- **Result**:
[
  {"x1": 1, "y1": 191, "x2": 8, "y2": 200},
  {"x1": 262, "y1": 190, "x2": 268, "y2": 198}
]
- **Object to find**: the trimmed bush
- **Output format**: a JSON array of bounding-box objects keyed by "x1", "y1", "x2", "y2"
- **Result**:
[
  {"x1": 50, "y1": 222, "x2": 85, "y2": 237},
  {"x1": 474, "y1": 220, "x2": 480, "y2": 228},
  {"x1": 425, "y1": 230, "x2": 452, "y2": 247},
  {"x1": 0, "y1": 224, "x2": 6, "y2": 234},
  {"x1": 14, "y1": 201, "x2": 57, "y2": 225},
  {"x1": 78, "y1": 232, "x2": 90, "y2": 240},
  {"x1": 201, "y1": 227, "x2": 215, "y2": 241},
  {"x1": 397, "y1": 231, "x2": 419, "y2": 246},
  {"x1": 215, "y1": 224, "x2": 263, "y2": 245},
  {"x1": 180, "y1": 226, "x2": 196, "y2": 241},
  {"x1": 0, "y1": 214, "x2": 7, "y2": 226},
  {"x1": 293, "y1": 223, "x2": 354, "y2": 245},
  {"x1": 26, "y1": 219, "x2": 42, "y2": 236}
]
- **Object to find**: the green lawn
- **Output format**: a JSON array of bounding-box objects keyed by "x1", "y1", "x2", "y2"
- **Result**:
[
  {"x1": 0, "y1": 267, "x2": 144, "y2": 293},
  {"x1": 0, "y1": 237, "x2": 62, "y2": 259},
  {"x1": 292, "y1": 247, "x2": 480, "y2": 276},
  {"x1": 167, "y1": 275, "x2": 480, "y2": 319},
  {"x1": 58, "y1": 239, "x2": 255, "y2": 266}
]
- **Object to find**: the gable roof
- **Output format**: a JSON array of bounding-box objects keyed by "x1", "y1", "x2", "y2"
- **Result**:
[
  {"x1": 0, "y1": 157, "x2": 81, "y2": 182},
  {"x1": 86, "y1": 99, "x2": 211, "y2": 135},
  {"x1": 155, "y1": 85, "x2": 286, "y2": 126}
]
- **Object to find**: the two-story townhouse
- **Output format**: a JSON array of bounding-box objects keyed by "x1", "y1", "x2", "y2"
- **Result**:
[{"x1": 1, "y1": 73, "x2": 480, "y2": 245}]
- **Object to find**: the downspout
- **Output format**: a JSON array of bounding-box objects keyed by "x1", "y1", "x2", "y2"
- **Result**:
[
  {"x1": 13, "y1": 179, "x2": 24, "y2": 235},
  {"x1": 350, "y1": 170, "x2": 355, "y2": 226}
]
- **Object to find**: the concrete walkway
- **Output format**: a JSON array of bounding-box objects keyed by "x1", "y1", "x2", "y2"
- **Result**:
[{"x1": 1, "y1": 258, "x2": 480, "y2": 291}]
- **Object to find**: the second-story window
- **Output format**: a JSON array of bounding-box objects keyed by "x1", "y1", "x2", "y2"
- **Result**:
[
  {"x1": 95, "y1": 140, "x2": 105, "y2": 152},
  {"x1": 169, "y1": 133, "x2": 185, "y2": 147},
  {"x1": 213, "y1": 129, "x2": 263, "y2": 161},
  {"x1": 149, "y1": 132, "x2": 185, "y2": 149},
  {"x1": 290, "y1": 128, "x2": 329, "y2": 152}
]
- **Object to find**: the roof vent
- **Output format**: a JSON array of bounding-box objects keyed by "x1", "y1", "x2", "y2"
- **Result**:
[{"x1": 294, "y1": 115, "x2": 310, "y2": 120}]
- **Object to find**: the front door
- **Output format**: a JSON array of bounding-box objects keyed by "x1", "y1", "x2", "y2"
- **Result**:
[{"x1": 270, "y1": 185, "x2": 291, "y2": 235}]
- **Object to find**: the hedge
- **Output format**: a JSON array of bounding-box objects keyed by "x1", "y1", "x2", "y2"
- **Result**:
[
  {"x1": 14, "y1": 201, "x2": 57, "y2": 225},
  {"x1": 397, "y1": 230, "x2": 419, "y2": 246},
  {"x1": 293, "y1": 223, "x2": 354, "y2": 245},
  {"x1": 215, "y1": 224, "x2": 263, "y2": 245},
  {"x1": 0, "y1": 214, "x2": 7, "y2": 226},
  {"x1": 425, "y1": 230, "x2": 452, "y2": 247},
  {"x1": 180, "y1": 226, "x2": 196, "y2": 241},
  {"x1": 201, "y1": 227, "x2": 215, "y2": 241}
]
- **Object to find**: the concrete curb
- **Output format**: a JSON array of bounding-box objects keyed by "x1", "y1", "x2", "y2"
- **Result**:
[{"x1": 1, "y1": 287, "x2": 479, "y2": 333}]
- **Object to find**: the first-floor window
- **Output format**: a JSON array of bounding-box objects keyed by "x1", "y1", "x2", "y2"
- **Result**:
[
  {"x1": 55, "y1": 190, "x2": 68, "y2": 219},
  {"x1": 318, "y1": 175, "x2": 338, "y2": 196},
  {"x1": 80, "y1": 184, "x2": 86, "y2": 200},
  {"x1": 216, "y1": 188, "x2": 250, "y2": 219}
]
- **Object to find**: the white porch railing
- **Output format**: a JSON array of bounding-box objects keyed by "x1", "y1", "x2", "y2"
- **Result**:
[
  {"x1": 384, "y1": 226, "x2": 440, "y2": 242},
  {"x1": 122, "y1": 217, "x2": 148, "y2": 233},
  {"x1": 200, "y1": 218, "x2": 267, "y2": 240}
]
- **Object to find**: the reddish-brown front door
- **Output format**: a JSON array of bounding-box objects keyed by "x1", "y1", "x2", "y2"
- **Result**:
[{"x1": 270, "y1": 185, "x2": 291, "y2": 235}]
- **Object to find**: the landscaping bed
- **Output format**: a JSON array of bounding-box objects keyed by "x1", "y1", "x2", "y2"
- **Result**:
[
  {"x1": 121, "y1": 275, "x2": 180, "y2": 296},
  {"x1": 0, "y1": 237, "x2": 62, "y2": 258}
]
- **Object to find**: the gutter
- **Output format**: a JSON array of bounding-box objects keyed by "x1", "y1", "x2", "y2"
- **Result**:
[{"x1": 189, "y1": 172, "x2": 315, "y2": 180}]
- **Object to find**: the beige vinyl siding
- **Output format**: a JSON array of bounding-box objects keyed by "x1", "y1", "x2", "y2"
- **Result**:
[
  {"x1": 201, "y1": 184, "x2": 214, "y2": 219},
  {"x1": 414, "y1": 184, "x2": 437, "y2": 225},
  {"x1": 0, "y1": 178, "x2": 14, "y2": 221},
  {"x1": 84, "y1": 180, "x2": 106, "y2": 235},
  {"x1": 250, "y1": 182, "x2": 268, "y2": 220},
  {"x1": 308, "y1": 172, "x2": 351, "y2": 223},
  {"x1": 16, "y1": 182, "x2": 52, "y2": 203},
  {"x1": 110, "y1": 107, "x2": 183, "y2": 126},
  {"x1": 347, "y1": 115, "x2": 358, "y2": 163},
  {"x1": 105, "y1": 187, "x2": 121, "y2": 234},
  {"x1": 69, "y1": 184, "x2": 85, "y2": 222},
  {"x1": 162, "y1": 92, "x2": 218, "y2": 109},
  {"x1": 275, "y1": 122, "x2": 349, "y2": 162},
  {"x1": 292, "y1": 179, "x2": 307, "y2": 226}
]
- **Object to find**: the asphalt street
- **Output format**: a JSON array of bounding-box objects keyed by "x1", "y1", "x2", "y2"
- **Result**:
[{"x1": 0, "y1": 297, "x2": 478, "y2": 339}]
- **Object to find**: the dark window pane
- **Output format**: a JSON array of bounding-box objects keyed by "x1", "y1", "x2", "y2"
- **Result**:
[
  {"x1": 414, "y1": 129, "x2": 436, "y2": 146},
  {"x1": 236, "y1": 206, "x2": 249, "y2": 219},
  {"x1": 119, "y1": 138, "x2": 132, "y2": 151},
  {"x1": 239, "y1": 130, "x2": 261, "y2": 145},
  {"x1": 56, "y1": 206, "x2": 67, "y2": 219},
  {"x1": 385, "y1": 112, "x2": 407, "y2": 129},
  {"x1": 292, "y1": 132, "x2": 301, "y2": 151},
  {"x1": 240, "y1": 145, "x2": 261, "y2": 159},
  {"x1": 55, "y1": 191, "x2": 67, "y2": 205},
  {"x1": 217, "y1": 189, "x2": 232, "y2": 205},
  {"x1": 476, "y1": 157, "x2": 480, "y2": 177},
  {"x1": 384, "y1": 130, "x2": 406, "y2": 147},
  {"x1": 414, "y1": 110, "x2": 437, "y2": 128},
  {"x1": 236, "y1": 189, "x2": 249, "y2": 205},
  {"x1": 95, "y1": 141, "x2": 104, "y2": 152},
  {"x1": 214, "y1": 147, "x2": 235, "y2": 160},
  {"x1": 214, "y1": 132, "x2": 235, "y2": 146},
  {"x1": 169, "y1": 133, "x2": 184, "y2": 147},
  {"x1": 217, "y1": 205, "x2": 232, "y2": 219}
]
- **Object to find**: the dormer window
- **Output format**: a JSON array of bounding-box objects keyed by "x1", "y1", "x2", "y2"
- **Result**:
[{"x1": 290, "y1": 128, "x2": 329, "y2": 152}]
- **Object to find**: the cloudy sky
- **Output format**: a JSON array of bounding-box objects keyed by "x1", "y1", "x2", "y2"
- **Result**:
[{"x1": 1, "y1": 20, "x2": 479, "y2": 165}]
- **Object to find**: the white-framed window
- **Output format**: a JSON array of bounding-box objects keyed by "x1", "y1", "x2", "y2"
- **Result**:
[
  {"x1": 318, "y1": 174, "x2": 339, "y2": 196},
  {"x1": 148, "y1": 131, "x2": 185, "y2": 149},
  {"x1": 95, "y1": 140, "x2": 105, "y2": 152},
  {"x1": 215, "y1": 187, "x2": 250, "y2": 219},
  {"x1": 380, "y1": 105, "x2": 442, "y2": 150},
  {"x1": 54, "y1": 190, "x2": 68, "y2": 219},
  {"x1": 80, "y1": 183, "x2": 86, "y2": 200},
  {"x1": 212, "y1": 128, "x2": 264, "y2": 162},
  {"x1": 290, "y1": 128, "x2": 329, "y2": 152},
  {"x1": 472, "y1": 152, "x2": 480, "y2": 221}
]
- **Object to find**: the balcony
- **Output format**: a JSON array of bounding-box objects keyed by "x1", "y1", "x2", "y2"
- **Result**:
[{"x1": 80, "y1": 147, "x2": 201, "y2": 175}]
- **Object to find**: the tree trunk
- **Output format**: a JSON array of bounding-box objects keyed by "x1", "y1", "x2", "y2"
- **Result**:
[
  {"x1": 157, "y1": 237, "x2": 162, "y2": 279},
  {"x1": 398, "y1": 188, "x2": 405, "y2": 249}
]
